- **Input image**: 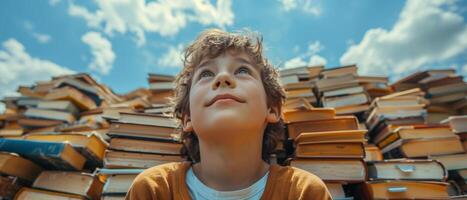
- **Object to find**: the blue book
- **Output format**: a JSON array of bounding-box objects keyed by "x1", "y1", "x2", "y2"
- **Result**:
[{"x1": 0, "y1": 139, "x2": 85, "y2": 170}]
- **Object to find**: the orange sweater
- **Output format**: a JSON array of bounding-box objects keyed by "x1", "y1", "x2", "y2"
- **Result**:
[{"x1": 126, "y1": 162, "x2": 332, "y2": 200}]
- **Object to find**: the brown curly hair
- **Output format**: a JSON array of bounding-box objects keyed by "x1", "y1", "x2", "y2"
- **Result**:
[{"x1": 171, "y1": 29, "x2": 286, "y2": 163}]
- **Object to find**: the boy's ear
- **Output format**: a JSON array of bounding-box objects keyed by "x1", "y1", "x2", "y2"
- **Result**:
[
  {"x1": 182, "y1": 114, "x2": 194, "y2": 132},
  {"x1": 266, "y1": 106, "x2": 280, "y2": 123}
]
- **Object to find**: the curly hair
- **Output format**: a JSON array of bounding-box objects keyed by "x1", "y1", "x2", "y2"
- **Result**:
[{"x1": 171, "y1": 29, "x2": 286, "y2": 163}]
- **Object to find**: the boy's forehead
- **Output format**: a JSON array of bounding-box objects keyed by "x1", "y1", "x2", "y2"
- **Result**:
[{"x1": 196, "y1": 51, "x2": 261, "y2": 70}]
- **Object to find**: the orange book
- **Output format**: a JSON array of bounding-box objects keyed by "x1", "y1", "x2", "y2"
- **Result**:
[
  {"x1": 295, "y1": 142, "x2": 365, "y2": 158},
  {"x1": 14, "y1": 187, "x2": 86, "y2": 200},
  {"x1": 287, "y1": 116, "x2": 359, "y2": 140},
  {"x1": 364, "y1": 144, "x2": 383, "y2": 162},
  {"x1": 295, "y1": 129, "x2": 366, "y2": 144},
  {"x1": 44, "y1": 86, "x2": 96, "y2": 110},
  {"x1": 360, "y1": 181, "x2": 449, "y2": 199},
  {"x1": 283, "y1": 108, "x2": 335, "y2": 123},
  {"x1": 290, "y1": 158, "x2": 367, "y2": 182}
]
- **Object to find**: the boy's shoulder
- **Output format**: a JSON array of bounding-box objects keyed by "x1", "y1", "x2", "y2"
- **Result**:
[
  {"x1": 126, "y1": 162, "x2": 191, "y2": 200},
  {"x1": 266, "y1": 164, "x2": 331, "y2": 199}
]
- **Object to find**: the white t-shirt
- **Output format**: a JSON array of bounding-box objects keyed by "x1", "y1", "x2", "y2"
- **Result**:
[{"x1": 185, "y1": 167, "x2": 269, "y2": 200}]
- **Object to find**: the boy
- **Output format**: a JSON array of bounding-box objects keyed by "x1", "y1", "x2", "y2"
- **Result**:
[{"x1": 126, "y1": 29, "x2": 331, "y2": 200}]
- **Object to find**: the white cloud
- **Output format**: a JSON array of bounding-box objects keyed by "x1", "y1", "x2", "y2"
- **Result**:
[
  {"x1": 158, "y1": 44, "x2": 184, "y2": 68},
  {"x1": 23, "y1": 20, "x2": 52, "y2": 44},
  {"x1": 49, "y1": 0, "x2": 61, "y2": 6},
  {"x1": 0, "y1": 39, "x2": 75, "y2": 113},
  {"x1": 308, "y1": 54, "x2": 327, "y2": 66},
  {"x1": 340, "y1": 0, "x2": 467, "y2": 79},
  {"x1": 283, "y1": 40, "x2": 327, "y2": 69},
  {"x1": 81, "y1": 32, "x2": 115, "y2": 75},
  {"x1": 284, "y1": 57, "x2": 307, "y2": 69},
  {"x1": 68, "y1": 0, "x2": 234, "y2": 46},
  {"x1": 279, "y1": 0, "x2": 322, "y2": 16},
  {"x1": 308, "y1": 41, "x2": 324, "y2": 55},
  {"x1": 32, "y1": 33, "x2": 51, "y2": 44}
]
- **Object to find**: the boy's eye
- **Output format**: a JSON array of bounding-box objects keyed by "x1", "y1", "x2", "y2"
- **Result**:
[
  {"x1": 199, "y1": 70, "x2": 214, "y2": 79},
  {"x1": 235, "y1": 66, "x2": 251, "y2": 75}
]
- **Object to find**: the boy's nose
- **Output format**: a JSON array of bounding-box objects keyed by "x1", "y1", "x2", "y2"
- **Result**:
[{"x1": 212, "y1": 72, "x2": 236, "y2": 90}]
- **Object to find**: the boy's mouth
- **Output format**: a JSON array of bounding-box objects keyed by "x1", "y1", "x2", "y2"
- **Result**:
[{"x1": 205, "y1": 93, "x2": 246, "y2": 106}]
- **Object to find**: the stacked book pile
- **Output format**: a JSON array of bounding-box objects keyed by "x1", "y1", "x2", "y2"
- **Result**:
[
  {"x1": 101, "y1": 111, "x2": 183, "y2": 199},
  {"x1": 315, "y1": 65, "x2": 391, "y2": 116},
  {"x1": 94, "y1": 73, "x2": 183, "y2": 200},
  {"x1": 283, "y1": 107, "x2": 366, "y2": 200},
  {"x1": 279, "y1": 66, "x2": 323, "y2": 108},
  {"x1": 391, "y1": 69, "x2": 467, "y2": 123},
  {"x1": 0, "y1": 73, "x2": 184, "y2": 199},
  {"x1": 0, "y1": 73, "x2": 118, "y2": 199}
]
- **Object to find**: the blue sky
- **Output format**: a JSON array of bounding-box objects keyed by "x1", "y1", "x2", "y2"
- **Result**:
[{"x1": 0, "y1": 0, "x2": 466, "y2": 104}]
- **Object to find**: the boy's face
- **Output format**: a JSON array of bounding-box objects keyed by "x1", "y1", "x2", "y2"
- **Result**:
[{"x1": 184, "y1": 50, "x2": 278, "y2": 142}]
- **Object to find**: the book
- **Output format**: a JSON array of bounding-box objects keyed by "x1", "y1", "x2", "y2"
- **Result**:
[
  {"x1": 377, "y1": 125, "x2": 455, "y2": 149},
  {"x1": 290, "y1": 158, "x2": 367, "y2": 182},
  {"x1": 147, "y1": 73, "x2": 175, "y2": 83},
  {"x1": 322, "y1": 93, "x2": 369, "y2": 108},
  {"x1": 33, "y1": 171, "x2": 103, "y2": 200},
  {"x1": 14, "y1": 187, "x2": 86, "y2": 200},
  {"x1": 109, "y1": 137, "x2": 182, "y2": 155},
  {"x1": 283, "y1": 108, "x2": 335, "y2": 123},
  {"x1": 359, "y1": 181, "x2": 449, "y2": 200},
  {"x1": 320, "y1": 65, "x2": 358, "y2": 79},
  {"x1": 367, "y1": 159, "x2": 447, "y2": 181},
  {"x1": 295, "y1": 142, "x2": 365, "y2": 158},
  {"x1": 17, "y1": 118, "x2": 63, "y2": 128},
  {"x1": 108, "y1": 122, "x2": 178, "y2": 141},
  {"x1": 0, "y1": 152, "x2": 42, "y2": 182},
  {"x1": 382, "y1": 136, "x2": 464, "y2": 158},
  {"x1": 24, "y1": 108, "x2": 76, "y2": 124},
  {"x1": 44, "y1": 86, "x2": 97, "y2": 111},
  {"x1": 295, "y1": 130, "x2": 367, "y2": 144},
  {"x1": 104, "y1": 150, "x2": 183, "y2": 169},
  {"x1": 0, "y1": 121, "x2": 24, "y2": 136},
  {"x1": 429, "y1": 153, "x2": 467, "y2": 171},
  {"x1": 117, "y1": 112, "x2": 177, "y2": 128},
  {"x1": 24, "y1": 133, "x2": 108, "y2": 168},
  {"x1": 0, "y1": 139, "x2": 86, "y2": 170},
  {"x1": 442, "y1": 116, "x2": 467, "y2": 134},
  {"x1": 37, "y1": 100, "x2": 80, "y2": 116},
  {"x1": 364, "y1": 144, "x2": 383, "y2": 162},
  {"x1": 102, "y1": 174, "x2": 139, "y2": 195},
  {"x1": 287, "y1": 116, "x2": 359, "y2": 140}
]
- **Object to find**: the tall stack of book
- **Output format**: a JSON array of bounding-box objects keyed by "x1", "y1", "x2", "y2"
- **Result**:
[
  {"x1": 391, "y1": 69, "x2": 467, "y2": 123},
  {"x1": 438, "y1": 116, "x2": 467, "y2": 195},
  {"x1": 316, "y1": 65, "x2": 390, "y2": 116},
  {"x1": 366, "y1": 88, "x2": 428, "y2": 145},
  {"x1": 279, "y1": 66, "x2": 324, "y2": 108},
  {"x1": 147, "y1": 73, "x2": 175, "y2": 105},
  {"x1": 284, "y1": 107, "x2": 366, "y2": 200},
  {"x1": 98, "y1": 73, "x2": 182, "y2": 199},
  {"x1": 0, "y1": 73, "x2": 117, "y2": 199}
]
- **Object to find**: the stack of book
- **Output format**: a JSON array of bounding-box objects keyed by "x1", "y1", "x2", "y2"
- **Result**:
[
  {"x1": 147, "y1": 73, "x2": 175, "y2": 105},
  {"x1": 316, "y1": 65, "x2": 390, "y2": 115},
  {"x1": 284, "y1": 107, "x2": 366, "y2": 200},
  {"x1": 391, "y1": 69, "x2": 467, "y2": 123},
  {"x1": 279, "y1": 65, "x2": 324, "y2": 108},
  {"x1": 0, "y1": 73, "x2": 121, "y2": 199},
  {"x1": 366, "y1": 88, "x2": 428, "y2": 145},
  {"x1": 98, "y1": 73, "x2": 183, "y2": 199},
  {"x1": 438, "y1": 116, "x2": 467, "y2": 195}
]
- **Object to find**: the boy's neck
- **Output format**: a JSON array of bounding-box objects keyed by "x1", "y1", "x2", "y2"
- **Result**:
[{"x1": 192, "y1": 134, "x2": 270, "y2": 191}]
